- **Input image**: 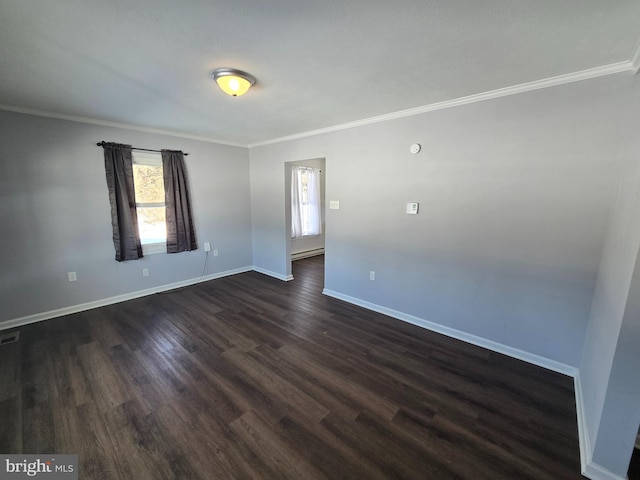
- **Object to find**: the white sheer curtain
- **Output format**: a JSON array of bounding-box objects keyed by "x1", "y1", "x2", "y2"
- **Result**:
[
  {"x1": 291, "y1": 166, "x2": 304, "y2": 238},
  {"x1": 291, "y1": 165, "x2": 322, "y2": 238},
  {"x1": 306, "y1": 167, "x2": 322, "y2": 235}
]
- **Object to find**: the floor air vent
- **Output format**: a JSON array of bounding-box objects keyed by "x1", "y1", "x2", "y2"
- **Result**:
[{"x1": 0, "y1": 330, "x2": 20, "y2": 345}]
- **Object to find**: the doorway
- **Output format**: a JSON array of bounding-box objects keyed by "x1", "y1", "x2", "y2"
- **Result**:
[{"x1": 285, "y1": 158, "x2": 326, "y2": 279}]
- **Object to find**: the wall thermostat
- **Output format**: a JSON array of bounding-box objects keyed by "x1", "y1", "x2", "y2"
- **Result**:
[{"x1": 410, "y1": 143, "x2": 421, "y2": 154}]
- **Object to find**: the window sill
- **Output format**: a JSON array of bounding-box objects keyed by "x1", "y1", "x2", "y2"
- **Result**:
[
  {"x1": 292, "y1": 234, "x2": 322, "y2": 239},
  {"x1": 142, "y1": 242, "x2": 167, "y2": 255}
]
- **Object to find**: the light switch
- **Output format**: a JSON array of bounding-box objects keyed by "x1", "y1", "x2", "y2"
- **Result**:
[{"x1": 406, "y1": 202, "x2": 419, "y2": 214}]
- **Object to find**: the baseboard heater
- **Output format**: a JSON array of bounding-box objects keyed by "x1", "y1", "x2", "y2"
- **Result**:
[{"x1": 292, "y1": 248, "x2": 325, "y2": 261}]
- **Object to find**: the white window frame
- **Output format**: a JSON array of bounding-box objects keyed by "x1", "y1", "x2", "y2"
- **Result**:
[{"x1": 132, "y1": 151, "x2": 167, "y2": 255}]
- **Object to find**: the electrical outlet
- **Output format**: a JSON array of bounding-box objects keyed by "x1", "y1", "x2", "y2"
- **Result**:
[
  {"x1": 204, "y1": 242, "x2": 211, "y2": 252},
  {"x1": 213, "y1": 249, "x2": 219, "y2": 257},
  {"x1": 369, "y1": 271, "x2": 376, "y2": 281},
  {"x1": 142, "y1": 268, "x2": 149, "y2": 277},
  {"x1": 330, "y1": 200, "x2": 340, "y2": 210},
  {"x1": 68, "y1": 271, "x2": 77, "y2": 282}
]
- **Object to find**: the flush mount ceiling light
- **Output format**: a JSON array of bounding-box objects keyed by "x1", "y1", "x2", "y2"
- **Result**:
[{"x1": 211, "y1": 68, "x2": 256, "y2": 97}]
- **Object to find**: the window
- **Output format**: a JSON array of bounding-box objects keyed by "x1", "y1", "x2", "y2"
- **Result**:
[
  {"x1": 291, "y1": 166, "x2": 322, "y2": 238},
  {"x1": 132, "y1": 152, "x2": 167, "y2": 255},
  {"x1": 298, "y1": 169, "x2": 313, "y2": 235}
]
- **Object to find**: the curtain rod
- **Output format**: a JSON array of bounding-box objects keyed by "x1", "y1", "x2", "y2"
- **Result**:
[{"x1": 97, "y1": 141, "x2": 189, "y2": 156}]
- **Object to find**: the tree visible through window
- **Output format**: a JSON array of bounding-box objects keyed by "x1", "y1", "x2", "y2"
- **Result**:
[{"x1": 132, "y1": 152, "x2": 167, "y2": 254}]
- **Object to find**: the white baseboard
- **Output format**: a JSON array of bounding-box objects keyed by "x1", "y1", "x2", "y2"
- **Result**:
[
  {"x1": 0, "y1": 266, "x2": 253, "y2": 332},
  {"x1": 252, "y1": 266, "x2": 294, "y2": 282},
  {"x1": 574, "y1": 374, "x2": 629, "y2": 480},
  {"x1": 575, "y1": 373, "x2": 594, "y2": 478},
  {"x1": 582, "y1": 457, "x2": 628, "y2": 480},
  {"x1": 322, "y1": 289, "x2": 577, "y2": 377}
]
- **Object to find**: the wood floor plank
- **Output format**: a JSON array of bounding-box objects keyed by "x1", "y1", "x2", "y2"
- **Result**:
[
  {"x1": 0, "y1": 396, "x2": 21, "y2": 453},
  {"x1": 0, "y1": 255, "x2": 585, "y2": 479},
  {"x1": 251, "y1": 343, "x2": 362, "y2": 421},
  {"x1": 0, "y1": 341, "x2": 20, "y2": 402},
  {"x1": 321, "y1": 410, "x2": 462, "y2": 480},
  {"x1": 230, "y1": 410, "x2": 329, "y2": 480},
  {"x1": 277, "y1": 343, "x2": 401, "y2": 421},
  {"x1": 222, "y1": 346, "x2": 330, "y2": 423},
  {"x1": 272, "y1": 413, "x2": 392, "y2": 480}
]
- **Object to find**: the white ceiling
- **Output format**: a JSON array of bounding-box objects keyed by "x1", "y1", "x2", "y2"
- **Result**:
[{"x1": 1, "y1": 0, "x2": 639, "y2": 146}]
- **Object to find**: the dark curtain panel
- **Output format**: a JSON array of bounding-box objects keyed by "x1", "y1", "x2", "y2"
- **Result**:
[
  {"x1": 162, "y1": 150, "x2": 197, "y2": 253},
  {"x1": 103, "y1": 143, "x2": 143, "y2": 261}
]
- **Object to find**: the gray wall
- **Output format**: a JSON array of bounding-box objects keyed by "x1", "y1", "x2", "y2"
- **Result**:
[
  {"x1": 578, "y1": 78, "x2": 640, "y2": 477},
  {"x1": 591, "y1": 262, "x2": 640, "y2": 476},
  {"x1": 250, "y1": 72, "x2": 638, "y2": 368},
  {"x1": 0, "y1": 110, "x2": 252, "y2": 324}
]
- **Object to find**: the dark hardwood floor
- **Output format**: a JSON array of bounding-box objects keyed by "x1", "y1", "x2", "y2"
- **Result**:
[{"x1": 0, "y1": 255, "x2": 586, "y2": 479}]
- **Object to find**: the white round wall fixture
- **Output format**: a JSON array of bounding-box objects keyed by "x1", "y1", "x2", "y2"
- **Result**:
[{"x1": 410, "y1": 143, "x2": 421, "y2": 154}]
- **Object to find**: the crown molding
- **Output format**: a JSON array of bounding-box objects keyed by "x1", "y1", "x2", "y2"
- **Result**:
[
  {"x1": 249, "y1": 60, "x2": 636, "y2": 148},
  {"x1": 2, "y1": 57, "x2": 637, "y2": 150},
  {"x1": 0, "y1": 104, "x2": 247, "y2": 148}
]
